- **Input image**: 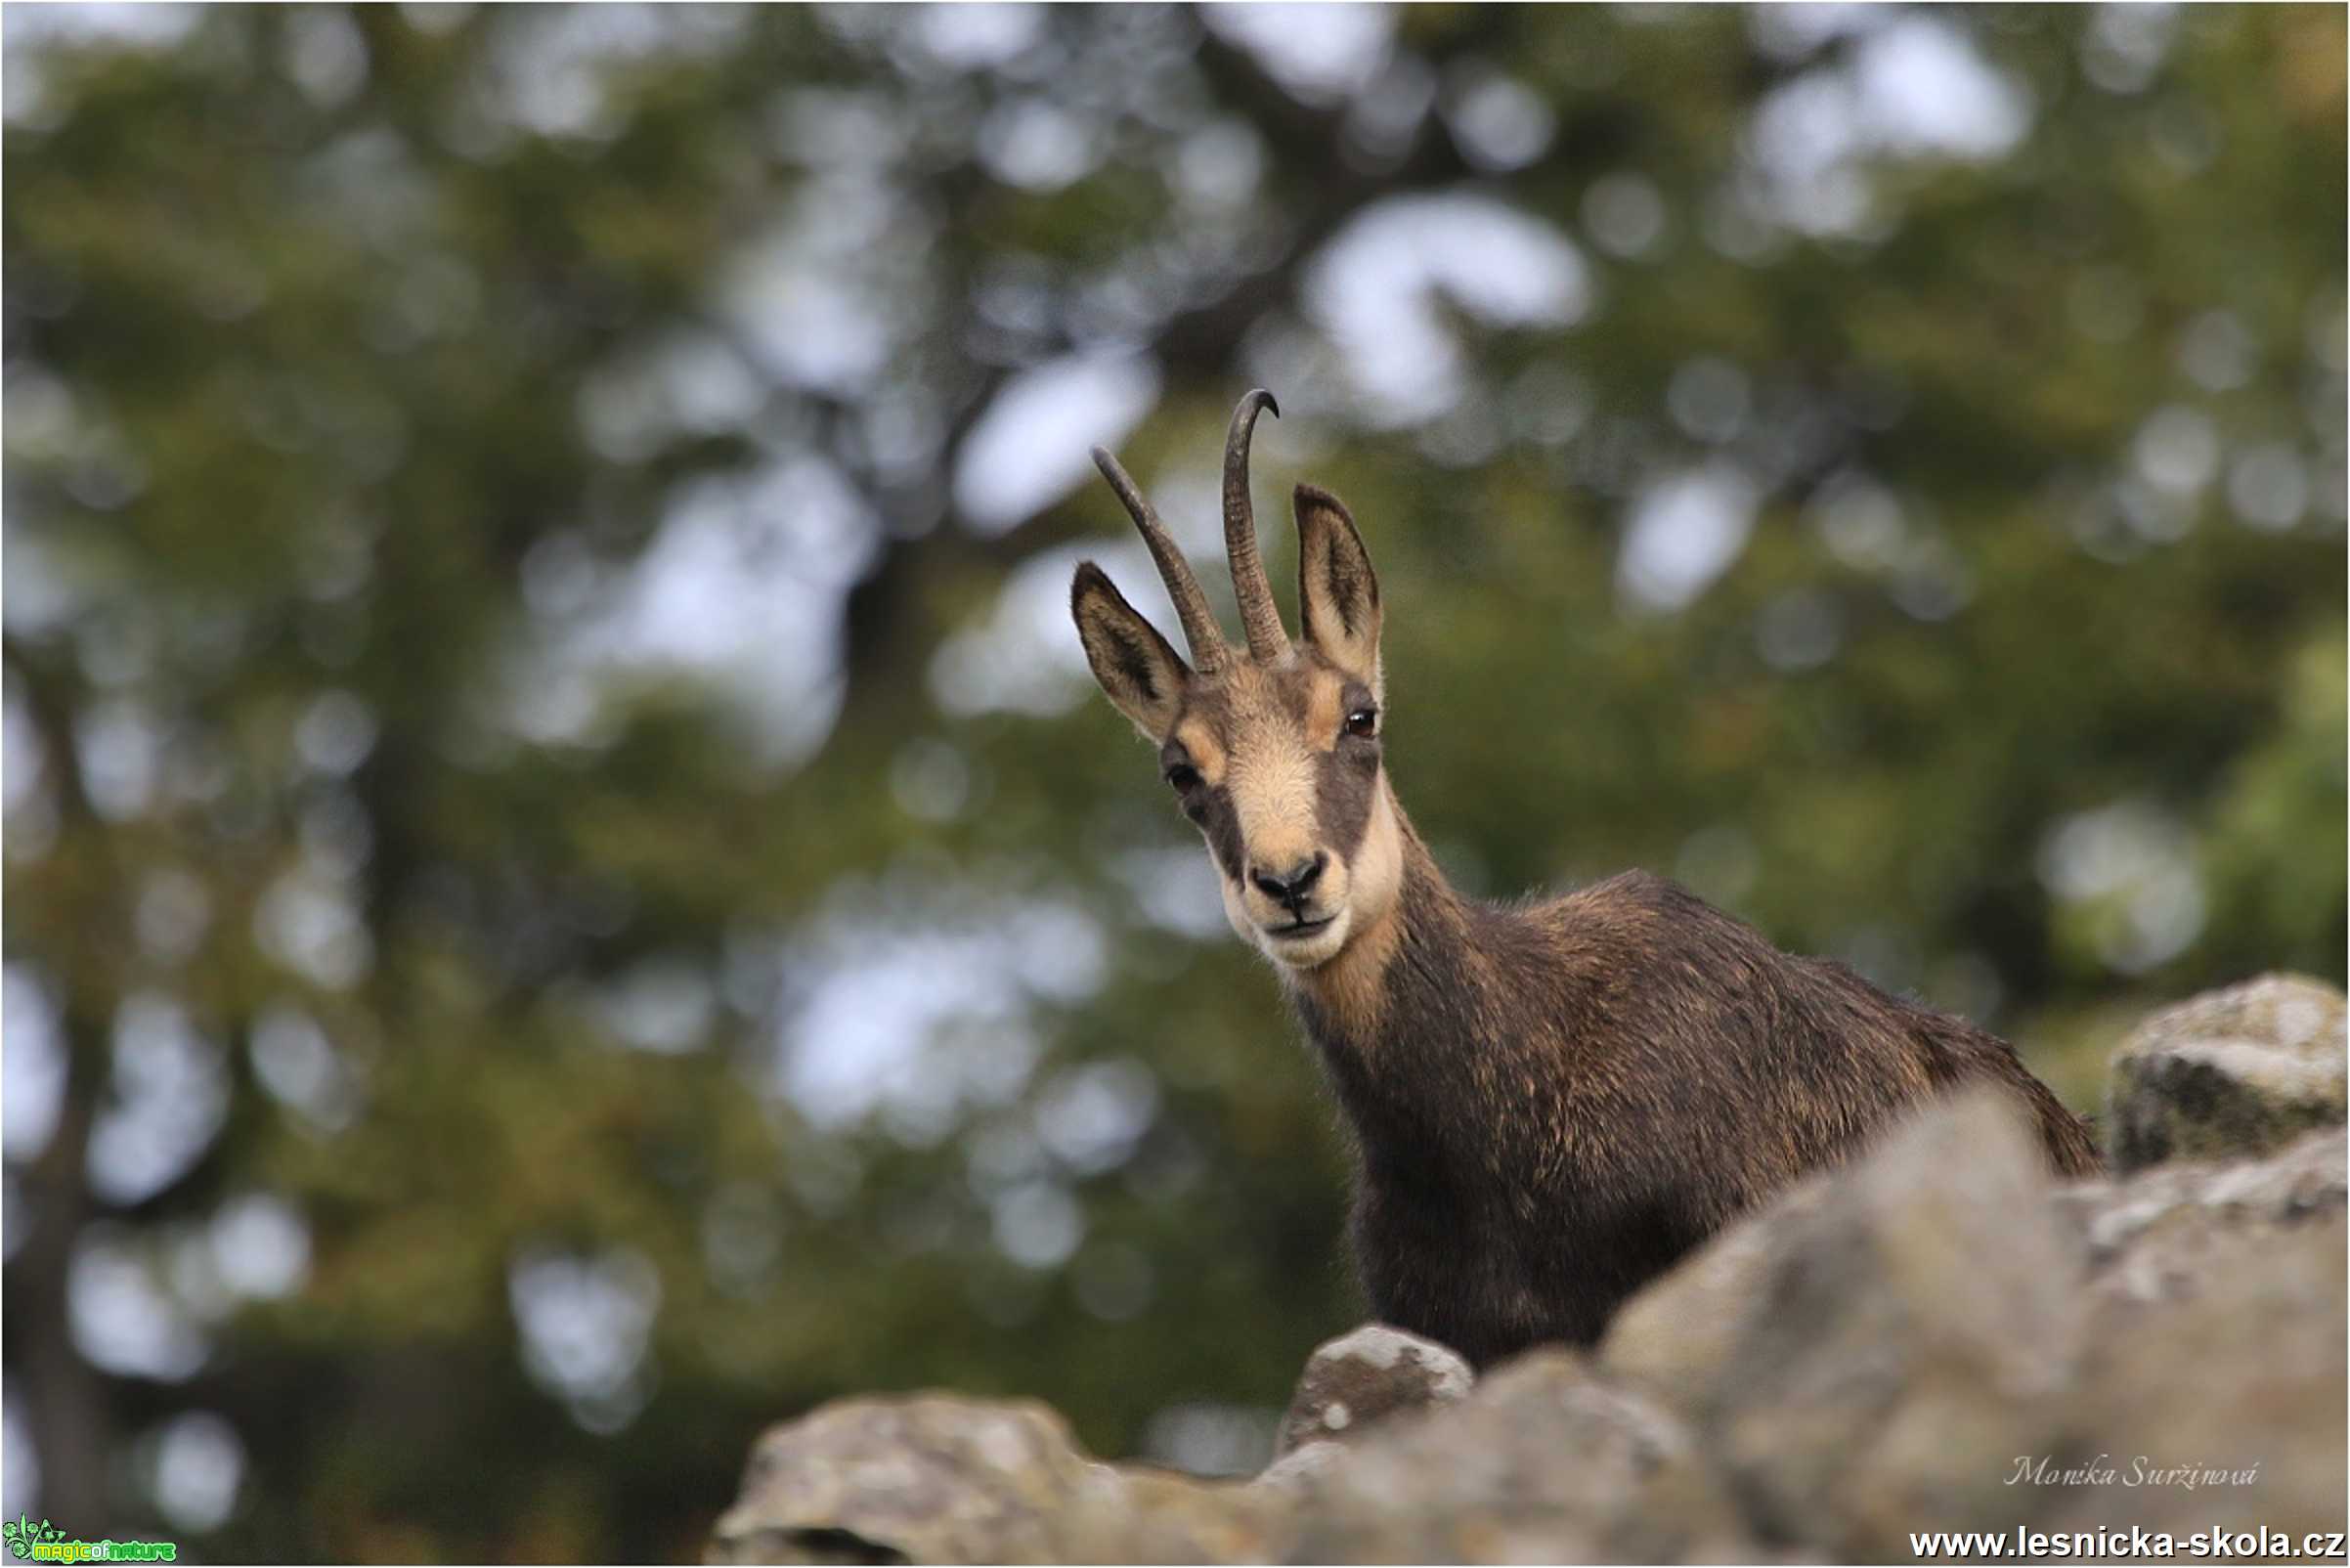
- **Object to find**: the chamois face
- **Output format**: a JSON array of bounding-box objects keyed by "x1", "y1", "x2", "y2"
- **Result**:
[
  {"x1": 1153, "y1": 651, "x2": 1404, "y2": 969},
  {"x1": 1070, "y1": 392, "x2": 1397, "y2": 972}
]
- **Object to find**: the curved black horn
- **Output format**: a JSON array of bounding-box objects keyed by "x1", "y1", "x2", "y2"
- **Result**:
[
  {"x1": 1091, "y1": 445, "x2": 1229, "y2": 674},
  {"x1": 1222, "y1": 389, "x2": 1287, "y2": 662}
]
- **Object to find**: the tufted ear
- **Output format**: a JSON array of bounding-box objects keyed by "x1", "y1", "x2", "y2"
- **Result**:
[
  {"x1": 1294, "y1": 484, "x2": 1382, "y2": 691},
  {"x1": 1070, "y1": 561, "x2": 1192, "y2": 737}
]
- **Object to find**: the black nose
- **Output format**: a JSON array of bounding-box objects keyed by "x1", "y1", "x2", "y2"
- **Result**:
[{"x1": 1250, "y1": 853, "x2": 1327, "y2": 909}]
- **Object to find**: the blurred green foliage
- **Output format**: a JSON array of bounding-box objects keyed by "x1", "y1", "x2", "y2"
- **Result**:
[{"x1": 3, "y1": 5, "x2": 2341, "y2": 1562}]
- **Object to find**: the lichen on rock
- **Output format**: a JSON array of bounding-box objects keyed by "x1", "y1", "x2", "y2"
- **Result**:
[
  {"x1": 2106, "y1": 973, "x2": 2346, "y2": 1172},
  {"x1": 1271, "y1": 1324, "x2": 1473, "y2": 1460}
]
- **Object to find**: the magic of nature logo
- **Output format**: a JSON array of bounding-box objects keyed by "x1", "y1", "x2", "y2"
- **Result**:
[{"x1": 2, "y1": 1516, "x2": 177, "y2": 1562}]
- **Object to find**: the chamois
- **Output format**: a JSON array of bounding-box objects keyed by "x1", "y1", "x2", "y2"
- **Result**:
[{"x1": 1069, "y1": 390, "x2": 2102, "y2": 1368}]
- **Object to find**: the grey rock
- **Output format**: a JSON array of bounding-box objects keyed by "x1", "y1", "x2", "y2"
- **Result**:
[
  {"x1": 2039, "y1": 1128, "x2": 2347, "y2": 1542},
  {"x1": 1696, "y1": 1091, "x2": 2087, "y2": 1558},
  {"x1": 2054, "y1": 1123, "x2": 2347, "y2": 1307},
  {"x1": 1596, "y1": 1168, "x2": 1835, "y2": 1413},
  {"x1": 2106, "y1": 973, "x2": 2346, "y2": 1172},
  {"x1": 707, "y1": 1395, "x2": 1104, "y2": 1564},
  {"x1": 1272, "y1": 1324, "x2": 1474, "y2": 1459},
  {"x1": 2049, "y1": 1197, "x2": 2345, "y2": 1543},
  {"x1": 1248, "y1": 1437, "x2": 1346, "y2": 1494},
  {"x1": 715, "y1": 981, "x2": 2350, "y2": 1565},
  {"x1": 1065, "y1": 1461, "x2": 1295, "y2": 1565},
  {"x1": 1598, "y1": 1102, "x2": 2347, "y2": 1560},
  {"x1": 1276, "y1": 1349, "x2": 1756, "y2": 1564}
]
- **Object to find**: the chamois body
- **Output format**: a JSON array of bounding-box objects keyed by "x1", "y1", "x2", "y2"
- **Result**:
[
  {"x1": 1070, "y1": 391, "x2": 2101, "y2": 1370},
  {"x1": 1291, "y1": 817, "x2": 2101, "y2": 1366}
]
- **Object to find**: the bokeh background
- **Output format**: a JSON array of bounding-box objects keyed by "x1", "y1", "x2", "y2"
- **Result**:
[{"x1": 3, "y1": 3, "x2": 2343, "y2": 1561}]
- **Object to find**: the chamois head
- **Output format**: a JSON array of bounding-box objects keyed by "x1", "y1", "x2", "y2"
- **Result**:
[{"x1": 1071, "y1": 391, "x2": 1401, "y2": 971}]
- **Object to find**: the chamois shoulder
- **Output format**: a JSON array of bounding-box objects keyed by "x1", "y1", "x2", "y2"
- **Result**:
[
  {"x1": 1514, "y1": 866, "x2": 1719, "y2": 920},
  {"x1": 1530, "y1": 867, "x2": 1937, "y2": 1026},
  {"x1": 1521, "y1": 867, "x2": 1775, "y2": 961}
]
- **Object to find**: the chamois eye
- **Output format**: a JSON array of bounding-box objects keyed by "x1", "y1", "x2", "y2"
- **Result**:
[
  {"x1": 1345, "y1": 707, "x2": 1378, "y2": 739},
  {"x1": 1164, "y1": 763, "x2": 1200, "y2": 793}
]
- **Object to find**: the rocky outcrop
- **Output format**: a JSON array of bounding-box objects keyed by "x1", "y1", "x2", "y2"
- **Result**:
[
  {"x1": 1261, "y1": 1349, "x2": 1755, "y2": 1564},
  {"x1": 706, "y1": 1397, "x2": 1101, "y2": 1564},
  {"x1": 711, "y1": 975, "x2": 2349, "y2": 1564},
  {"x1": 1594, "y1": 1101, "x2": 2344, "y2": 1560},
  {"x1": 1269, "y1": 1325, "x2": 1472, "y2": 1463},
  {"x1": 2106, "y1": 973, "x2": 2346, "y2": 1172},
  {"x1": 1608, "y1": 1094, "x2": 2091, "y2": 1558}
]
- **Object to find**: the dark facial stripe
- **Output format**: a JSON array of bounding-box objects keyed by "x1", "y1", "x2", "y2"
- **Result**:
[
  {"x1": 1311, "y1": 676, "x2": 1380, "y2": 857},
  {"x1": 1316, "y1": 738, "x2": 1380, "y2": 857},
  {"x1": 1193, "y1": 786, "x2": 1247, "y2": 883}
]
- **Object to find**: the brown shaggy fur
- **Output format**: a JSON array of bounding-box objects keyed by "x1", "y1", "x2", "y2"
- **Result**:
[{"x1": 1292, "y1": 807, "x2": 2101, "y2": 1366}]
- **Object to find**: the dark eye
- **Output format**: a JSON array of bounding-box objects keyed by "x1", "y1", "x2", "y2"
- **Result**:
[
  {"x1": 1164, "y1": 763, "x2": 1201, "y2": 793},
  {"x1": 1344, "y1": 707, "x2": 1378, "y2": 739}
]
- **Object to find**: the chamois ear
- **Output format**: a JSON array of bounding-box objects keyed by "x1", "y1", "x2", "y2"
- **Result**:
[
  {"x1": 1294, "y1": 484, "x2": 1381, "y2": 689},
  {"x1": 1070, "y1": 561, "x2": 1192, "y2": 738}
]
